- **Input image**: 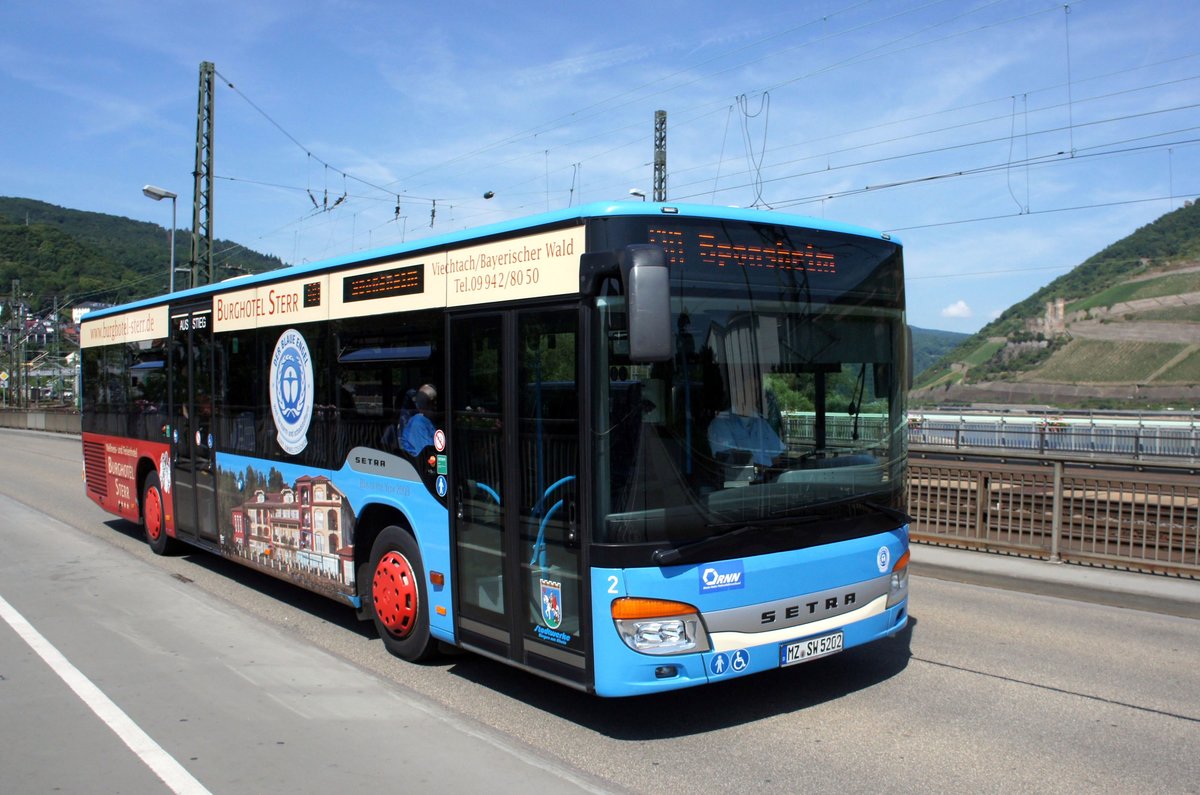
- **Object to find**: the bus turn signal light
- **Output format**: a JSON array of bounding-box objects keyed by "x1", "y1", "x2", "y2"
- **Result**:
[
  {"x1": 888, "y1": 549, "x2": 910, "y2": 608},
  {"x1": 611, "y1": 597, "x2": 698, "y2": 620}
]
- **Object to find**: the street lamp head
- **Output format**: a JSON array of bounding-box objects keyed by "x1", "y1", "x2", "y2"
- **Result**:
[
  {"x1": 628, "y1": 188, "x2": 647, "y2": 201},
  {"x1": 142, "y1": 184, "x2": 179, "y2": 292},
  {"x1": 142, "y1": 184, "x2": 177, "y2": 201}
]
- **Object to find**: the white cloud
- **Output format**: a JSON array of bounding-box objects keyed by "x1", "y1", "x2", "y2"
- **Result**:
[{"x1": 941, "y1": 300, "x2": 973, "y2": 319}]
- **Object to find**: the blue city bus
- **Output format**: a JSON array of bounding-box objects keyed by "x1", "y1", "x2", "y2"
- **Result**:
[{"x1": 80, "y1": 201, "x2": 910, "y2": 696}]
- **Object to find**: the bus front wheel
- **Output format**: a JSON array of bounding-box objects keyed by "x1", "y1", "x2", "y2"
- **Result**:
[
  {"x1": 142, "y1": 473, "x2": 177, "y2": 556},
  {"x1": 366, "y1": 527, "x2": 437, "y2": 662}
]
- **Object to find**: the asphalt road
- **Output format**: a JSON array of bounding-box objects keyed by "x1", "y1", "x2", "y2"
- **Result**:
[{"x1": 2, "y1": 429, "x2": 1198, "y2": 794}]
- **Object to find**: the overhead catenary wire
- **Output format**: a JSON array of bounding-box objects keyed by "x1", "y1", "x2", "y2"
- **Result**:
[
  {"x1": 213, "y1": 67, "x2": 438, "y2": 208},
  {"x1": 376, "y1": 0, "x2": 1049, "y2": 196},
  {"x1": 474, "y1": 59, "x2": 1200, "y2": 216},
  {"x1": 200, "y1": 0, "x2": 1198, "y2": 269},
  {"x1": 210, "y1": 1, "x2": 1133, "y2": 200},
  {"x1": 665, "y1": 104, "x2": 1200, "y2": 207},
  {"x1": 769, "y1": 135, "x2": 1200, "y2": 214},
  {"x1": 401, "y1": 0, "x2": 1065, "y2": 197}
]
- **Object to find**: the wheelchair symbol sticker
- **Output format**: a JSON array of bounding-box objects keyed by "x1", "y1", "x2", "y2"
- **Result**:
[{"x1": 709, "y1": 649, "x2": 749, "y2": 676}]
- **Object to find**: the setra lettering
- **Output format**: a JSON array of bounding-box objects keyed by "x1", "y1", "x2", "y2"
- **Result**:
[{"x1": 761, "y1": 592, "x2": 857, "y2": 624}]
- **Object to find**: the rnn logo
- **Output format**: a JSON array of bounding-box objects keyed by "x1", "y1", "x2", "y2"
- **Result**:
[{"x1": 700, "y1": 562, "x2": 745, "y2": 593}]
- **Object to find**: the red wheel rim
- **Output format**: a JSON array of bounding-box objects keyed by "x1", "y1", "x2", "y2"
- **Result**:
[
  {"x1": 145, "y1": 487, "x2": 163, "y2": 541},
  {"x1": 372, "y1": 550, "x2": 418, "y2": 638}
]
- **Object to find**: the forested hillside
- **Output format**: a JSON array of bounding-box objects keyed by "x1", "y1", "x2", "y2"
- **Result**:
[
  {"x1": 910, "y1": 326, "x2": 967, "y2": 377},
  {"x1": 0, "y1": 197, "x2": 284, "y2": 313}
]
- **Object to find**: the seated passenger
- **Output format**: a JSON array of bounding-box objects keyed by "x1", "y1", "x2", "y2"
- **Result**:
[
  {"x1": 382, "y1": 388, "x2": 417, "y2": 453},
  {"x1": 401, "y1": 384, "x2": 438, "y2": 455}
]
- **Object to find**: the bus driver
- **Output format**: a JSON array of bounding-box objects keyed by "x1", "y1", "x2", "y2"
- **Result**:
[{"x1": 707, "y1": 405, "x2": 785, "y2": 467}]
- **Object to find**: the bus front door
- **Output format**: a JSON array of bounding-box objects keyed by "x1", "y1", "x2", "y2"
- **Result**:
[
  {"x1": 169, "y1": 304, "x2": 219, "y2": 544},
  {"x1": 450, "y1": 307, "x2": 586, "y2": 686}
]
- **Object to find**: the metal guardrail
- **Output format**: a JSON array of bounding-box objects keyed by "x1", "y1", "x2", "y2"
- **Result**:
[
  {"x1": 6, "y1": 408, "x2": 1196, "y2": 577},
  {"x1": 908, "y1": 416, "x2": 1200, "y2": 462},
  {"x1": 909, "y1": 453, "x2": 1200, "y2": 578},
  {"x1": 13, "y1": 408, "x2": 1199, "y2": 462}
]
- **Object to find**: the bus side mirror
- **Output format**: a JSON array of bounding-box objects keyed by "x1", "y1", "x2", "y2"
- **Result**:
[{"x1": 620, "y1": 244, "x2": 672, "y2": 362}]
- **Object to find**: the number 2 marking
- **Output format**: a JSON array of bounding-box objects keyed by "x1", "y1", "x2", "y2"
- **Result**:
[{"x1": 607, "y1": 575, "x2": 619, "y2": 594}]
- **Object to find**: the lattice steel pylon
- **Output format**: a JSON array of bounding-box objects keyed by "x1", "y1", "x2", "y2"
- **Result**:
[
  {"x1": 190, "y1": 61, "x2": 215, "y2": 289},
  {"x1": 653, "y1": 110, "x2": 667, "y2": 202}
]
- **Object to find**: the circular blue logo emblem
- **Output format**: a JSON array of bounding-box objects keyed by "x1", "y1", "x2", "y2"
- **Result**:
[
  {"x1": 877, "y1": 545, "x2": 891, "y2": 573},
  {"x1": 269, "y1": 329, "x2": 314, "y2": 455}
]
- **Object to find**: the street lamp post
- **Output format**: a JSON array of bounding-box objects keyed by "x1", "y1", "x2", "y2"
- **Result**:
[{"x1": 142, "y1": 185, "x2": 178, "y2": 292}]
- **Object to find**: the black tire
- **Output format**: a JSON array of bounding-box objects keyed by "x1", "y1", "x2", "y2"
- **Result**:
[
  {"x1": 365, "y1": 526, "x2": 438, "y2": 662},
  {"x1": 142, "y1": 472, "x2": 177, "y2": 555}
]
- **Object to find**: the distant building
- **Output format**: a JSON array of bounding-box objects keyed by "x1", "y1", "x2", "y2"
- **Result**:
[
  {"x1": 1025, "y1": 297, "x2": 1067, "y2": 338},
  {"x1": 72, "y1": 302, "x2": 110, "y2": 326}
]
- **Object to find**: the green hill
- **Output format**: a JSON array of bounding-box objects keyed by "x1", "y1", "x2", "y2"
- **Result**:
[
  {"x1": 914, "y1": 201, "x2": 1200, "y2": 408},
  {"x1": 910, "y1": 326, "x2": 968, "y2": 378},
  {"x1": 0, "y1": 196, "x2": 284, "y2": 313}
]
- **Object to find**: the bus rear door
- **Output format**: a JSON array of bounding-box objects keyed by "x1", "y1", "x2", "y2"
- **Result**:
[{"x1": 169, "y1": 303, "x2": 219, "y2": 543}]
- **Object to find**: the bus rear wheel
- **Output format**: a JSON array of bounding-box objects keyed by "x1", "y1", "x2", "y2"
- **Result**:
[
  {"x1": 366, "y1": 526, "x2": 437, "y2": 662},
  {"x1": 142, "y1": 473, "x2": 177, "y2": 556}
]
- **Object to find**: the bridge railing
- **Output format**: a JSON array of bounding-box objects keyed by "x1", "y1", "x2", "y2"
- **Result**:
[
  {"x1": 908, "y1": 449, "x2": 1199, "y2": 578},
  {"x1": 5, "y1": 407, "x2": 1197, "y2": 577},
  {"x1": 907, "y1": 416, "x2": 1200, "y2": 462}
]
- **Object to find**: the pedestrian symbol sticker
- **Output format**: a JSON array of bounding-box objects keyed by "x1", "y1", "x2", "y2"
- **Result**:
[{"x1": 709, "y1": 649, "x2": 750, "y2": 677}]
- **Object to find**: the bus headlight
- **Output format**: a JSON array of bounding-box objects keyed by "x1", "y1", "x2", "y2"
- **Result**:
[
  {"x1": 611, "y1": 597, "x2": 711, "y2": 655},
  {"x1": 887, "y1": 550, "x2": 910, "y2": 608}
]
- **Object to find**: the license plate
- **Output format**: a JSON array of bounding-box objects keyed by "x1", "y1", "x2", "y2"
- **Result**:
[{"x1": 781, "y1": 631, "x2": 844, "y2": 666}]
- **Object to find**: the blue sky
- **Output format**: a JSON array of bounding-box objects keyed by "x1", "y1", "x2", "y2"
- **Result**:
[{"x1": 2, "y1": 0, "x2": 1197, "y2": 332}]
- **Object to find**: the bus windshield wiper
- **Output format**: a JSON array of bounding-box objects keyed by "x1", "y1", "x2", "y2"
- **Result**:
[
  {"x1": 769, "y1": 494, "x2": 912, "y2": 525},
  {"x1": 652, "y1": 514, "x2": 822, "y2": 566},
  {"x1": 768, "y1": 493, "x2": 865, "y2": 520}
]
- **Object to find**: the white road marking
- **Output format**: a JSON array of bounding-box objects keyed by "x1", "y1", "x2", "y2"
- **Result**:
[{"x1": 0, "y1": 593, "x2": 211, "y2": 795}]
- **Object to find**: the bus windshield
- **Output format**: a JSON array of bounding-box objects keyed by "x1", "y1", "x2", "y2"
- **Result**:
[{"x1": 595, "y1": 219, "x2": 906, "y2": 553}]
